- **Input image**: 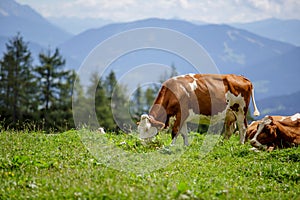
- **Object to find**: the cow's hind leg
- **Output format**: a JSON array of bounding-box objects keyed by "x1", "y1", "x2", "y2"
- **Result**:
[
  {"x1": 223, "y1": 109, "x2": 237, "y2": 140},
  {"x1": 236, "y1": 113, "x2": 246, "y2": 144}
]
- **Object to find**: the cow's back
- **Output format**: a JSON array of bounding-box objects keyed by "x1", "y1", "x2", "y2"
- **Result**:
[
  {"x1": 196, "y1": 74, "x2": 253, "y2": 115},
  {"x1": 157, "y1": 74, "x2": 253, "y2": 116}
]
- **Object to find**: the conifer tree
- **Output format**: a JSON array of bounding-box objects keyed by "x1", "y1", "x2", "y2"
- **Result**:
[
  {"x1": 130, "y1": 84, "x2": 144, "y2": 119},
  {"x1": 0, "y1": 33, "x2": 37, "y2": 126},
  {"x1": 87, "y1": 74, "x2": 115, "y2": 130},
  {"x1": 35, "y1": 48, "x2": 70, "y2": 130},
  {"x1": 72, "y1": 75, "x2": 90, "y2": 129},
  {"x1": 144, "y1": 87, "x2": 156, "y2": 112},
  {"x1": 104, "y1": 71, "x2": 131, "y2": 132}
]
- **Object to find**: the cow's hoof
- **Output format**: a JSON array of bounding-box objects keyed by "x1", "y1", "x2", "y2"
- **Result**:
[{"x1": 249, "y1": 147, "x2": 260, "y2": 152}]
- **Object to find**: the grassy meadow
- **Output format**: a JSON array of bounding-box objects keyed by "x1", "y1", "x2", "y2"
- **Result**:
[{"x1": 0, "y1": 129, "x2": 299, "y2": 199}]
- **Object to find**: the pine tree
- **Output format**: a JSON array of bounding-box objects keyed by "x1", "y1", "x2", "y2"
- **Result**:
[
  {"x1": 72, "y1": 75, "x2": 90, "y2": 129},
  {"x1": 104, "y1": 71, "x2": 118, "y2": 99},
  {"x1": 56, "y1": 70, "x2": 76, "y2": 129},
  {"x1": 35, "y1": 48, "x2": 70, "y2": 131},
  {"x1": 87, "y1": 74, "x2": 115, "y2": 130},
  {"x1": 0, "y1": 33, "x2": 37, "y2": 127},
  {"x1": 130, "y1": 84, "x2": 144, "y2": 119},
  {"x1": 144, "y1": 87, "x2": 156, "y2": 112},
  {"x1": 36, "y1": 48, "x2": 66, "y2": 110},
  {"x1": 104, "y1": 71, "x2": 131, "y2": 132}
]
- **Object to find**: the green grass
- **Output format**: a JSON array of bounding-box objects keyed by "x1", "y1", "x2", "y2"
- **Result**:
[{"x1": 0, "y1": 129, "x2": 299, "y2": 199}]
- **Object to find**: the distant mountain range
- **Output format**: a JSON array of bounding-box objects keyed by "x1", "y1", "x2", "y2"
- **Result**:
[
  {"x1": 48, "y1": 17, "x2": 113, "y2": 35},
  {"x1": 0, "y1": 0, "x2": 72, "y2": 47},
  {"x1": 257, "y1": 91, "x2": 300, "y2": 116},
  {"x1": 0, "y1": 0, "x2": 299, "y2": 116},
  {"x1": 58, "y1": 18, "x2": 299, "y2": 99},
  {"x1": 232, "y1": 18, "x2": 300, "y2": 46}
]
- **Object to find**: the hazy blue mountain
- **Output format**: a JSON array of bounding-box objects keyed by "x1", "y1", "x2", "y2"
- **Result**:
[
  {"x1": 58, "y1": 18, "x2": 299, "y2": 98},
  {"x1": 59, "y1": 18, "x2": 295, "y2": 70},
  {"x1": 0, "y1": 0, "x2": 72, "y2": 47},
  {"x1": 232, "y1": 18, "x2": 300, "y2": 46},
  {"x1": 257, "y1": 91, "x2": 300, "y2": 116},
  {"x1": 48, "y1": 17, "x2": 113, "y2": 35}
]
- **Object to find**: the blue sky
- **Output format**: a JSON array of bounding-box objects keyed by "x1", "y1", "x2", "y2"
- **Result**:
[{"x1": 16, "y1": 0, "x2": 300, "y2": 23}]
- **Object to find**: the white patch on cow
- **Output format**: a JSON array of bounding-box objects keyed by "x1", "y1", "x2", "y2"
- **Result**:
[
  {"x1": 184, "y1": 73, "x2": 198, "y2": 91},
  {"x1": 250, "y1": 116, "x2": 272, "y2": 147},
  {"x1": 180, "y1": 84, "x2": 190, "y2": 97},
  {"x1": 225, "y1": 91, "x2": 246, "y2": 111},
  {"x1": 172, "y1": 74, "x2": 185, "y2": 80},
  {"x1": 225, "y1": 91, "x2": 247, "y2": 143},
  {"x1": 291, "y1": 113, "x2": 300, "y2": 121},
  {"x1": 189, "y1": 80, "x2": 197, "y2": 91}
]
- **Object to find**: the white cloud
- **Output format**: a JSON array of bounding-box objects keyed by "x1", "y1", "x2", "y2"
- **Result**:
[{"x1": 16, "y1": 0, "x2": 300, "y2": 23}]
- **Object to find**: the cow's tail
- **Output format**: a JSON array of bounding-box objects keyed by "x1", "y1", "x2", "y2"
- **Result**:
[{"x1": 251, "y1": 88, "x2": 260, "y2": 116}]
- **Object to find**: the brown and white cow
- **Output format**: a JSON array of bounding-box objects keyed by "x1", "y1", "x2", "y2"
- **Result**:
[
  {"x1": 249, "y1": 113, "x2": 300, "y2": 150},
  {"x1": 138, "y1": 73, "x2": 260, "y2": 145},
  {"x1": 246, "y1": 116, "x2": 284, "y2": 141}
]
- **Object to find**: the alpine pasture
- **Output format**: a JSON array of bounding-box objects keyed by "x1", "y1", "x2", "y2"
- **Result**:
[{"x1": 1, "y1": 129, "x2": 299, "y2": 199}]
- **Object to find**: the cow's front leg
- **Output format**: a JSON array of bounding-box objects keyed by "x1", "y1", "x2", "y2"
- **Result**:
[
  {"x1": 171, "y1": 132, "x2": 179, "y2": 145},
  {"x1": 180, "y1": 122, "x2": 189, "y2": 146},
  {"x1": 171, "y1": 126, "x2": 180, "y2": 145}
]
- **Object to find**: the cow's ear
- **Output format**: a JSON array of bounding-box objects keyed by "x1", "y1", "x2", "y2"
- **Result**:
[
  {"x1": 266, "y1": 124, "x2": 277, "y2": 137},
  {"x1": 268, "y1": 116, "x2": 275, "y2": 125},
  {"x1": 148, "y1": 116, "x2": 165, "y2": 129}
]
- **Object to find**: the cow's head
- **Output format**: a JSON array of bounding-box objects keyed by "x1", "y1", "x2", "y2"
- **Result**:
[
  {"x1": 246, "y1": 121, "x2": 260, "y2": 141},
  {"x1": 249, "y1": 116, "x2": 277, "y2": 150},
  {"x1": 137, "y1": 114, "x2": 165, "y2": 139}
]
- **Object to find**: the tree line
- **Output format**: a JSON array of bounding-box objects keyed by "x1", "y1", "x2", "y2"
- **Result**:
[{"x1": 0, "y1": 34, "x2": 168, "y2": 132}]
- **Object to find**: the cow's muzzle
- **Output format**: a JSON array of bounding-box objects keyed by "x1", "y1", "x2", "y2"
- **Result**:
[{"x1": 137, "y1": 114, "x2": 158, "y2": 139}]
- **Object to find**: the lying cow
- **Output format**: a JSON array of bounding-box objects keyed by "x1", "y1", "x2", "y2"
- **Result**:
[
  {"x1": 249, "y1": 113, "x2": 300, "y2": 150},
  {"x1": 138, "y1": 73, "x2": 260, "y2": 145},
  {"x1": 246, "y1": 116, "x2": 284, "y2": 141}
]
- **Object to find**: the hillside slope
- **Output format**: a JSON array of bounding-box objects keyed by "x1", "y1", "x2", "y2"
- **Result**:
[
  {"x1": 0, "y1": 0, "x2": 72, "y2": 46},
  {"x1": 233, "y1": 18, "x2": 300, "y2": 46},
  {"x1": 257, "y1": 91, "x2": 300, "y2": 116}
]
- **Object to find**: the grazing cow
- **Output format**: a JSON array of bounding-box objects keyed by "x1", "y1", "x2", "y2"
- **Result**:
[
  {"x1": 249, "y1": 113, "x2": 300, "y2": 150},
  {"x1": 138, "y1": 74, "x2": 260, "y2": 145}
]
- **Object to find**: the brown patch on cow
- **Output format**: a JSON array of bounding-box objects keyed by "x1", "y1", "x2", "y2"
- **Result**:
[{"x1": 230, "y1": 103, "x2": 239, "y2": 112}]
